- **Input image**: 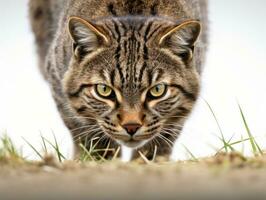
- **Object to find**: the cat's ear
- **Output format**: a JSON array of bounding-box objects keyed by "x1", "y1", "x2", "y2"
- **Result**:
[
  {"x1": 159, "y1": 20, "x2": 201, "y2": 63},
  {"x1": 68, "y1": 16, "x2": 109, "y2": 60}
]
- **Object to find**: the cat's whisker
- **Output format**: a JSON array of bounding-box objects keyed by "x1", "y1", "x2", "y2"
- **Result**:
[
  {"x1": 163, "y1": 124, "x2": 195, "y2": 133},
  {"x1": 97, "y1": 134, "x2": 109, "y2": 146},
  {"x1": 162, "y1": 128, "x2": 178, "y2": 136},
  {"x1": 102, "y1": 136, "x2": 110, "y2": 148},
  {"x1": 74, "y1": 130, "x2": 103, "y2": 144},
  {"x1": 150, "y1": 136, "x2": 159, "y2": 147},
  {"x1": 157, "y1": 135, "x2": 172, "y2": 149},
  {"x1": 87, "y1": 131, "x2": 105, "y2": 143},
  {"x1": 102, "y1": 140, "x2": 112, "y2": 158},
  {"x1": 168, "y1": 115, "x2": 190, "y2": 119},
  {"x1": 72, "y1": 126, "x2": 101, "y2": 138},
  {"x1": 69, "y1": 119, "x2": 108, "y2": 132},
  {"x1": 63, "y1": 115, "x2": 107, "y2": 121},
  {"x1": 162, "y1": 126, "x2": 183, "y2": 132},
  {"x1": 89, "y1": 133, "x2": 109, "y2": 150},
  {"x1": 64, "y1": 117, "x2": 97, "y2": 121},
  {"x1": 162, "y1": 125, "x2": 182, "y2": 130},
  {"x1": 70, "y1": 124, "x2": 99, "y2": 132},
  {"x1": 154, "y1": 137, "x2": 161, "y2": 146},
  {"x1": 157, "y1": 134, "x2": 173, "y2": 148},
  {"x1": 90, "y1": 135, "x2": 104, "y2": 148},
  {"x1": 163, "y1": 123, "x2": 187, "y2": 129},
  {"x1": 160, "y1": 134, "x2": 175, "y2": 146},
  {"x1": 161, "y1": 131, "x2": 177, "y2": 140},
  {"x1": 73, "y1": 128, "x2": 102, "y2": 141},
  {"x1": 161, "y1": 129, "x2": 178, "y2": 137}
]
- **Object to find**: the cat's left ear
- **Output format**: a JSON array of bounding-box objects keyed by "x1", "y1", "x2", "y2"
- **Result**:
[
  {"x1": 68, "y1": 16, "x2": 109, "y2": 60},
  {"x1": 159, "y1": 20, "x2": 201, "y2": 63}
]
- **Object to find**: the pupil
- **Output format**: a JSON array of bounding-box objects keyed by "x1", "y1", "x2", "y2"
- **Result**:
[{"x1": 156, "y1": 85, "x2": 161, "y2": 93}]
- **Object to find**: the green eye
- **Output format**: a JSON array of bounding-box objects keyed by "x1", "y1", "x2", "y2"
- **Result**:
[
  {"x1": 96, "y1": 84, "x2": 113, "y2": 98},
  {"x1": 149, "y1": 84, "x2": 166, "y2": 98}
]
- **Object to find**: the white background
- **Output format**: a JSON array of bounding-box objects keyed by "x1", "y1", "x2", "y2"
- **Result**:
[{"x1": 0, "y1": 0, "x2": 266, "y2": 160}]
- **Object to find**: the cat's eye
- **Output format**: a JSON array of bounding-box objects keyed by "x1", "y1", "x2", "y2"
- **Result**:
[
  {"x1": 149, "y1": 84, "x2": 167, "y2": 98},
  {"x1": 96, "y1": 84, "x2": 113, "y2": 98}
]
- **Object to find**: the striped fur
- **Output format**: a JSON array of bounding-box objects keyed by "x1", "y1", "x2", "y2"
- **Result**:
[{"x1": 29, "y1": 0, "x2": 208, "y2": 160}]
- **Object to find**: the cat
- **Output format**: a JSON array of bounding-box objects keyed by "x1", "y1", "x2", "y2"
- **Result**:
[{"x1": 29, "y1": 0, "x2": 208, "y2": 160}]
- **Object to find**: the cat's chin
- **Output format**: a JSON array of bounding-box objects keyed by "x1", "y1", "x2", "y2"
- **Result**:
[{"x1": 118, "y1": 140, "x2": 147, "y2": 149}]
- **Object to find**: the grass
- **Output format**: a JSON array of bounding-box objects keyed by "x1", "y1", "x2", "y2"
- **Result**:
[
  {"x1": 204, "y1": 100, "x2": 229, "y2": 153},
  {"x1": 0, "y1": 103, "x2": 264, "y2": 166},
  {"x1": 238, "y1": 103, "x2": 263, "y2": 156},
  {"x1": 1, "y1": 104, "x2": 266, "y2": 200},
  {"x1": 183, "y1": 145, "x2": 198, "y2": 162},
  {"x1": 0, "y1": 135, "x2": 24, "y2": 164},
  {"x1": 205, "y1": 101, "x2": 264, "y2": 157}
]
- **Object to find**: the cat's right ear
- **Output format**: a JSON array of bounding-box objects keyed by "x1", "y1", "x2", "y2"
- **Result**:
[
  {"x1": 68, "y1": 17, "x2": 109, "y2": 60},
  {"x1": 158, "y1": 20, "x2": 201, "y2": 63}
]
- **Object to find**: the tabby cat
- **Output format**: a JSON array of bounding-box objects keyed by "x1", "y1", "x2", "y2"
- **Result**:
[{"x1": 29, "y1": 0, "x2": 208, "y2": 160}]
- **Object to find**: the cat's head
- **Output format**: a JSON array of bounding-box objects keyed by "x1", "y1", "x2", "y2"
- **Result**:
[{"x1": 63, "y1": 16, "x2": 201, "y2": 149}]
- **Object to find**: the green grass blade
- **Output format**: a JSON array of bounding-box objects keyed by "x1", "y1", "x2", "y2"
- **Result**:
[
  {"x1": 3, "y1": 137, "x2": 17, "y2": 156},
  {"x1": 40, "y1": 134, "x2": 48, "y2": 154},
  {"x1": 79, "y1": 143, "x2": 94, "y2": 162},
  {"x1": 241, "y1": 134, "x2": 245, "y2": 154},
  {"x1": 204, "y1": 100, "x2": 228, "y2": 153},
  {"x1": 43, "y1": 136, "x2": 66, "y2": 162},
  {"x1": 53, "y1": 133, "x2": 63, "y2": 162},
  {"x1": 183, "y1": 145, "x2": 198, "y2": 162},
  {"x1": 238, "y1": 103, "x2": 262, "y2": 156},
  {"x1": 0, "y1": 135, "x2": 23, "y2": 161},
  {"x1": 22, "y1": 137, "x2": 43, "y2": 160},
  {"x1": 255, "y1": 140, "x2": 263, "y2": 155},
  {"x1": 218, "y1": 138, "x2": 251, "y2": 152},
  {"x1": 225, "y1": 134, "x2": 236, "y2": 152}
]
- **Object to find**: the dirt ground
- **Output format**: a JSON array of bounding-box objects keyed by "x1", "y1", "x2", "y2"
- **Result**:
[{"x1": 1, "y1": 153, "x2": 266, "y2": 200}]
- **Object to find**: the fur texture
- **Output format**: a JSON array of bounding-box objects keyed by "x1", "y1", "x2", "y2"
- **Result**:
[{"x1": 29, "y1": 0, "x2": 208, "y2": 160}]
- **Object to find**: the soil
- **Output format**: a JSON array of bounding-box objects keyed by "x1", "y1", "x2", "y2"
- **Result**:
[{"x1": 1, "y1": 153, "x2": 266, "y2": 200}]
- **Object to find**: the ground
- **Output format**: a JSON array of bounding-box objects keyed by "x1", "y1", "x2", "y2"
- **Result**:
[{"x1": 1, "y1": 153, "x2": 266, "y2": 200}]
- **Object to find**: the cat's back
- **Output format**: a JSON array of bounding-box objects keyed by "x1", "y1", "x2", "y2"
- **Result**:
[
  {"x1": 30, "y1": 0, "x2": 207, "y2": 52},
  {"x1": 31, "y1": 0, "x2": 207, "y2": 46},
  {"x1": 30, "y1": 0, "x2": 207, "y2": 78},
  {"x1": 63, "y1": 0, "x2": 208, "y2": 72},
  {"x1": 65, "y1": 0, "x2": 208, "y2": 42},
  {"x1": 66, "y1": 0, "x2": 207, "y2": 21}
]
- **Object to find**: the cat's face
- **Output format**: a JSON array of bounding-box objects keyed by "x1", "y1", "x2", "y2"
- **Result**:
[{"x1": 64, "y1": 16, "x2": 201, "y2": 149}]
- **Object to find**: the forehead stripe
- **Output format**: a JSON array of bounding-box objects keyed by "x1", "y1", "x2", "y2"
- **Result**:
[
  {"x1": 146, "y1": 24, "x2": 163, "y2": 41},
  {"x1": 112, "y1": 19, "x2": 125, "y2": 86},
  {"x1": 138, "y1": 21, "x2": 153, "y2": 83},
  {"x1": 110, "y1": 69, "x2": 115, "y2": 86},
  {"x1": 104, "y1": 24, "x2": 116, "y2": 39}
]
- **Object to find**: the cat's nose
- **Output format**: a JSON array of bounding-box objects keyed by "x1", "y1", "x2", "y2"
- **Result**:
[{"x1": 123, "y1": 123, "x2": 141, "y2": 136}]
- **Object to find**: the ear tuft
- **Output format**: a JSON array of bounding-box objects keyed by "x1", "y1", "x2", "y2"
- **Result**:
[
  {"x1": 159, "y1": 20, "x2": 201, "y2": 62},
  {"x1": 68, "y1": 17, "x2": 109, "y2": 60}
]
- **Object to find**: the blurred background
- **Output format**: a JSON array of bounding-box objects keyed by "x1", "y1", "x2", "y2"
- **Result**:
[{"x1": 0, "y1": 0, "x2": 265, "y2": 160}]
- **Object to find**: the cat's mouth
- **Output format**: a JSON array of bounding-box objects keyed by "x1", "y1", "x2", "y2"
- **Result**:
[
  {"x1": 120, "y1": 139, "x2": 148, "y2": 149},
  {"x1": 110, "y1": 133, "x2": 153, "y2": 149}
]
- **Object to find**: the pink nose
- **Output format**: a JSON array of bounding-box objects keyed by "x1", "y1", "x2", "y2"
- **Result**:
[{"x1": 123, "y1": 123, "x2": 141, "y2": 136}]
